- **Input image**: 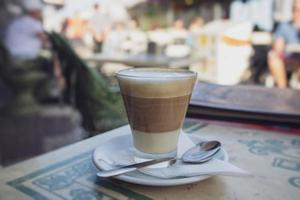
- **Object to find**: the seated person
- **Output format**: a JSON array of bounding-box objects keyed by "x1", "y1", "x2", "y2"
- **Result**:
[
  {"x1": 4, "y1": 0, "x2": 48, "y2": 60},
  {"x1": 268, "y1": 0, "x2": 300, "y2": 89},
  {"x1": 3, "y1": 0, "x2": 65, "y2": 97}
]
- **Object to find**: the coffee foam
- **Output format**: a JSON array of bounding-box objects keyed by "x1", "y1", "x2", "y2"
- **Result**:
[
  {"x1": 118, "y1": 69, "x2": 194, "y2": 78},
  {"x1": 117, "y1": 69, "x2": 196, "y2": 98}
]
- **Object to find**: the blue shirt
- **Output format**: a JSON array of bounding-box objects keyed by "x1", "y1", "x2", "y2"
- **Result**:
[{"x1": 274, "y1": 22, "x2": 300, "y2": 45}]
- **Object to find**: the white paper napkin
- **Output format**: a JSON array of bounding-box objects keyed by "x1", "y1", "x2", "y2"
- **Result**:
[
  {"x1": 140, "y1": 158, "x2": 250, "y2": 179},
  {"x1": 99, "y1": 132, "x2": 251, "y2": 178}
]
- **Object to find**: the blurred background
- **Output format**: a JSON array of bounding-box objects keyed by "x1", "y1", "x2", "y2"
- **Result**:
[{"x1": 1, "y1": 0, "x2": 300, "y2": 165}]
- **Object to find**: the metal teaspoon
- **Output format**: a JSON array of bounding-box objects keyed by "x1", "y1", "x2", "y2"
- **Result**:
[{"x1": 97, "y1": 140, "x2": 221, "y2": 178}]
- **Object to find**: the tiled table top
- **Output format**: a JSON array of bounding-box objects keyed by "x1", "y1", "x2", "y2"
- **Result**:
[{"x1": 0, "y1": 120, "x2": 299, "y2": 200}]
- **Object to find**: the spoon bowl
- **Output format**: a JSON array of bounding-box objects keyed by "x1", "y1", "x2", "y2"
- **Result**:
[{"x1": 182, "y1": 140, "x2": 221, "y2": 163}]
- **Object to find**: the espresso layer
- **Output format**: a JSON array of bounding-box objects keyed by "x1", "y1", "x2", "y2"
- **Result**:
[{"x1": 122, "y1": 94, "x2": 191, "y2": 132}]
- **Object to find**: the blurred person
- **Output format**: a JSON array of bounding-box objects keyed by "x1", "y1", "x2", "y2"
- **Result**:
[
  {"x1": 268, "y1": 0, "x2": 300, "y2": 89},
  {"x1": 150, "y1": 21, "x2": 162, "y2": 31},
  {"x1": 171, "y1": 19, "x2": 187, "y2": 33},
  {"x1": 189, "y1": 17, "x2": 204, "y2": 33},
  {"x1": 101, "y1": 22, "x2": 129, "y2": 77},
  {"x1": 169, "y1": 18, "x2": 188, "y2": 42},
  {"x1": 166, "y1": 19, "x2": 190, "y2": 58},
  {"x1": 4, "y1": 0, "x2": 65, "y2": 95},
  {"x1": 61, "y1": 17, "x2": 69, "y2": 37},
  {"x1": 4, "y1": 0, "x2": 48, "y2": 60},
  {"x1": 230, "y1": 0, "x2": 273, "y2": 32},
  {"x1": 147, "y1": 21, "x2": 170, "y2": 55},
  {"x1": 103, "y1": 22, "x2": 127, "y2": 54},
  {"x1": 89, "y1": 4, "x2": 109, "y2": 53},
  {"x1": 274, "y1": 0, "x2": 294, "y2": 23},
  {"x1": 121, "y1": 19, "x2": 147, "y2": 54},
  {"x1": 128, "y1": 19, "x2": 139, "y2": 31},
  {"x1": 65, "y1": 11, "x2": 85, "y2": 45},
  {"x1": 187, "y1": 17, "x2": 204, "y2": 50}
]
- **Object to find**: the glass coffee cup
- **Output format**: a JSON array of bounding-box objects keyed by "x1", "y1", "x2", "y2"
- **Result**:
[{"x1": 116, "y1": 68, "x2": 197, "y2": 159}]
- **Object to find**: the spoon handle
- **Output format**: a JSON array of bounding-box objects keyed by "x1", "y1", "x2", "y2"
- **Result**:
[{"x1": 97, "y1": 157, "x2": 175, "y2": 177}]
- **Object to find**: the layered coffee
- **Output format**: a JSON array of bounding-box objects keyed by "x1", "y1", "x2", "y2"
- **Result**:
[{"x1": 117, "y1": 68, "x2": 196, "y2": 156}]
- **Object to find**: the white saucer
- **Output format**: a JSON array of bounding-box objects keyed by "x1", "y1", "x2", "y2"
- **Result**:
[{"x1": 93, "y1": 132, "x2": 228, "y2": 186}]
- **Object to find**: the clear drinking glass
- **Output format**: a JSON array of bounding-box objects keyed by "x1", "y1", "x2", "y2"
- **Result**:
[{"x1": 116, "y1": 68, "x2": 197, "y2": 159}]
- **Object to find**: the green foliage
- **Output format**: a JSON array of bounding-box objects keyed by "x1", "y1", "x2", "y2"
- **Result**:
[
  {"x1": 48, "y1": 33, "x2": 126, "y2": 135},
  {"x1": 0, "y1": 42, "x2": 10, "y2": 78}
]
